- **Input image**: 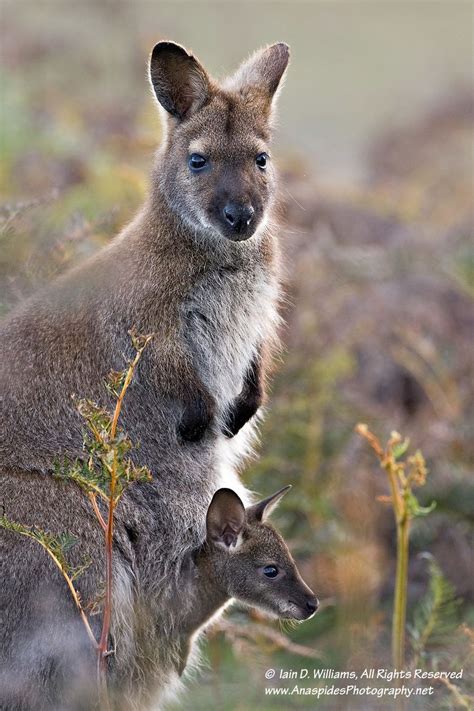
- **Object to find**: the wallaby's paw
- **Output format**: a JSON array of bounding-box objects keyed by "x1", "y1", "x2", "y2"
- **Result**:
[
  {"x1": 222, "y1": 409, "x2": 248, "y2": 438},
  {"x1": 178, "y1": 392, "x2": 215, "y2": 442},
  {"x1": 222, "y1": 394, "x2": 261, "y2": 438}
]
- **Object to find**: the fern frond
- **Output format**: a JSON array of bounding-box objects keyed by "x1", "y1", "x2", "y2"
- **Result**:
[{"x1": 409, "y1": 555, "x2": 460, "y2": 666}]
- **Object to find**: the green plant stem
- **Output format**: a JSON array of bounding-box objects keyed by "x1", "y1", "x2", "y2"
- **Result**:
[{"x1": 393, "y1": 511, "x2": 410, "y2": 670}]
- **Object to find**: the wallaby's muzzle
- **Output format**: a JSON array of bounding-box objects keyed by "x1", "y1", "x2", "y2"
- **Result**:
[
  {"x1": 221, "y1": 201, "x2": 256, "y2": 241},
  {"x1": 284, "y1": 572, "x2": 320, "y2": 620},
  {"x1": 286, "y1": 591, "x2": 319, "y2": 621},
  {"x1": 302, "y1": 594, "x2": 319, "y2": 618}
]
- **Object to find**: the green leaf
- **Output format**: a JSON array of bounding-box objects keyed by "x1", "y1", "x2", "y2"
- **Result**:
[
  {"x1": 57, "y1": 532, "x2": 78, "y2": 553},
  {"x1": 413, "y1": 501, "x2": 437, "y2": 517},
  {"x1": 406, "y1": 492, "x2": 436, "y2": 518},
  {"x1": 393, "y1": 438, "x2": 410, "y2": 460}
]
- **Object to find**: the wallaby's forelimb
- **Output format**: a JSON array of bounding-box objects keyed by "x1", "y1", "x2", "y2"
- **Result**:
[
  {"x1": 223, "y1": 348, "x2": 264, "y2": 437},
  {"x1": 155, "y1": 338, "x2": 217, "y2": 442}
]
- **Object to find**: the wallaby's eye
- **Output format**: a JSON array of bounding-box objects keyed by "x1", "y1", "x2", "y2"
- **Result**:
[
  {"x1": 255, "y1": 153, "x2": 268, "y2": 170},
  {"x1": 189, "y1": 154, "x2": 208, "y2": 172},
  {"x1": 263, "y1": 565, "x2": 279, "y2": 578}
]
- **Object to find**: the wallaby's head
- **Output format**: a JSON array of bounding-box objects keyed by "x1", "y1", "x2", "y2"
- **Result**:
[
  {"x1": 201, "y1": 486, "x2": 318, "y2": 621},
  {"x1": 149, "y1": 41, "x2": 290, "y2": 242}
]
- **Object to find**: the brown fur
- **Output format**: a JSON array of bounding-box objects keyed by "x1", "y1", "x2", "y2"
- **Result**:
[
  {"x1": 176, "y1": 486, "x2": 318, "y2": 675},
  {"x1": 0, "y1": 41, "x2": 291, "y2": 710}
]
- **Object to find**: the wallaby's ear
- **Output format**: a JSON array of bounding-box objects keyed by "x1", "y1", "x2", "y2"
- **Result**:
[
  {"x1": 247, "y1": 485, "x2": 291, "y2": 522},
  {"x1": 149, "y1": 41, "x2": 211, "y2": 120},
  {"x1": 206, "y1": 488, "x2": 245, "y2": 549},
  {"x1": 227, "y1": 42, "x2": 290, "y2": 107}
]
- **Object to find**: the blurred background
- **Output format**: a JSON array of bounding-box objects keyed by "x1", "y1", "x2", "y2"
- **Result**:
[{"x1": 1, "y1": 1, "x2": 473, "y2": 708}]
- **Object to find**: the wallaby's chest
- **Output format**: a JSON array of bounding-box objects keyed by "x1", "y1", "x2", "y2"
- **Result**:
[{"x1": 182, "y1": 260, "x2": 279, "y2": 409}]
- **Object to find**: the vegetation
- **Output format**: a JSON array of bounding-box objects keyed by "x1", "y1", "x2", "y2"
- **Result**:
[
  {"x1": 1, "y1": 3, "x2": 473, "y2": 709},
  {"x1": 355, "y1": 425, "x2": 434, "y2": 671}
]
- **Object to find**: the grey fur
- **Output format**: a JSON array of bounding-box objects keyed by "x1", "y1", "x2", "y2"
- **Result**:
[{"x1": 0, "y1": 41, "x2": 290, "y2": 709}]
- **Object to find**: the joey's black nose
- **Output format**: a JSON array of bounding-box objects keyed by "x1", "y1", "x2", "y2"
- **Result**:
[
  {"x1": 306, "y1": 597, "x2": 319, "y2": 616},
  {"x1": 223, "y1": 202, "x2": 255, "y2": 236}
]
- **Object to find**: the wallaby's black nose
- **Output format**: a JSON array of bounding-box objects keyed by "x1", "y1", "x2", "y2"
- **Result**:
[
  {"x1": 223, "y1": 202, "x2": 255, "y2": 235},
  {"x1": 306, "y1": 597, "x2": 319, "y2": 616}
]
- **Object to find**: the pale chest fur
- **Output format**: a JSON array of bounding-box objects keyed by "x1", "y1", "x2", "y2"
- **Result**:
[{"x1": 182, "y1": 259, "x2": 280, "y2": 415}]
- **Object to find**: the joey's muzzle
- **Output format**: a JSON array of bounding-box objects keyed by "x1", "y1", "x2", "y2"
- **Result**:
[
  {"x1": 288, "y1": 594, "x2": 319, "y2": 621},
  {"x1": 288, "y1": 585, "x2": 319, "y2": 621},
  {"x1": 304, "y1": 595, "x2": 319, "y2": 618}
]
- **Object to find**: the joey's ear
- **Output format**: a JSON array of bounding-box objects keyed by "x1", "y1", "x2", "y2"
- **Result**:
[
  {"x1": 226, "y1": 42, "x2": 290, "y2": 107},
  {"x1": 149, "y1": 41, "x2": 211, "y2": 120},
  {"x1": 247, "y1": 485, "x2": 291, "y2": 522},
  {"x1": 206, "y1": 489, "x2": 245, "y2": 549}
]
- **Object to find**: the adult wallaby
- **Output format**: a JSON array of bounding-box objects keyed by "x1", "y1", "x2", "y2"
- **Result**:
[
  {"x1": 0, "y1": 41, "x2": 293, "y2": 710},
  {"x1": 0, "y1": 39, "x2": 290, "y2": 478}
]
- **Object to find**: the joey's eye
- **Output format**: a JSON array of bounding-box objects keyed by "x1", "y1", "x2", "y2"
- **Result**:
[
  {"x1": 256, "y1": 153, "x2": 268, "y2": 170},
  {"x1": 189, "y1": 154, "x2": 207, "y2": 172},
  {"x1": 263, "y1": 565, "x2": 279, "y2": 578}
]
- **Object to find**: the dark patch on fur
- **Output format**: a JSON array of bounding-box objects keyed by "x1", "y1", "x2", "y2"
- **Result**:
[{"x1": 223, "y1": 348, "x2": 263, "y2": 437}]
